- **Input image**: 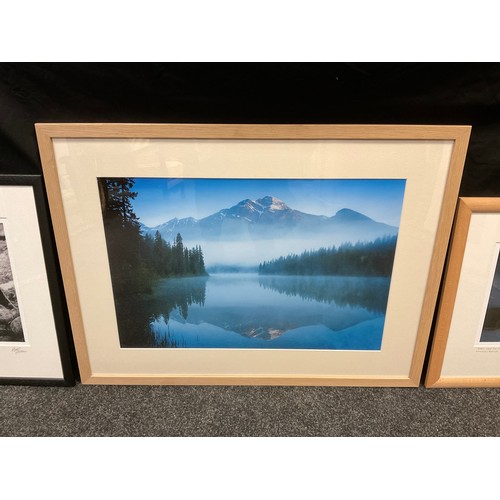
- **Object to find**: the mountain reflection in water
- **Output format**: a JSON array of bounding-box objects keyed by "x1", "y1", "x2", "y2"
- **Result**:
[{"x1": 117, "y1": 273, "x2": 390, "y2": 350}]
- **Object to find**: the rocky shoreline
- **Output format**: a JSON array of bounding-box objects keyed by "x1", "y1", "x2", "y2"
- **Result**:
[{"x1": 0, "y1": 281, "x2": 23, "y2": 342}]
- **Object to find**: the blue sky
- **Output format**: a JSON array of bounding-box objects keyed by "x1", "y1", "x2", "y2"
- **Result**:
[{"x1": 130, "y1": 178, "x2": 406, "y2": 227}]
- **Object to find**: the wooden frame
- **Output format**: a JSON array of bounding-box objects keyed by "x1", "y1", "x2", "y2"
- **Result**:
[
  {"x1": 426, "y1": 197, "x2": 500, "y2": 387},
  {"x1": 35, "y1": 123, "x2": 470, "y2": 386},
  {"x1": 0, "y1": 174, "x2": 74, "y2": 386}
]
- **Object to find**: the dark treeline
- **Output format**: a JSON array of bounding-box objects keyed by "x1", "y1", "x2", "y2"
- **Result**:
[
  {"x1": 259, "y1": 235, "x2": 398, "y2": 277},
  {"x1": 143, "y1": 231, "x2": 207, "y2": 280},
  {"x1": 98, "y1": 178, "x2": 207, "y2": 299}
]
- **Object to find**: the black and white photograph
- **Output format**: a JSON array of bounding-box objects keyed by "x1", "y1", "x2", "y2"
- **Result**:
[
  {"x1": 0, "y1": 222, "x2": 24, "y2": 343},
  {"x1": 479, "y1": 250, "x2": 500, "y2": 343}
]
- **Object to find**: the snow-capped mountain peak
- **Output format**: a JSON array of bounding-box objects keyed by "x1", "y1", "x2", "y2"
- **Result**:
[
  {"x1": 255, "y1": 196, "x2": 290, "y2": 212},
  {"x1": 235, "y1": 198, "x2": 264, "y2": 213}
]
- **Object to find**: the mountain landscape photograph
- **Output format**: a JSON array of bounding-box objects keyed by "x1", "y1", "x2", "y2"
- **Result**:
[{"x1": 98, "y1": 177, "x2": 406, "y2": 350}]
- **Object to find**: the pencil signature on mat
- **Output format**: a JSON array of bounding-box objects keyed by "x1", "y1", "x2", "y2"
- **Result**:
[{"x1": 11, "y1": 347, "x2": 27, "y2": 354}]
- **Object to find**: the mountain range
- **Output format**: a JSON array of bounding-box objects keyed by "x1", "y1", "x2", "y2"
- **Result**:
[{"x1": 141, "y1": 195, "x2": 398, "y2": 245}]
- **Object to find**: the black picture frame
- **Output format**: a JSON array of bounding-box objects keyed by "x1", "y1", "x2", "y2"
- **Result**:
[{"x1": 0, "y1": 174, "x2": 75, "y2": 386}]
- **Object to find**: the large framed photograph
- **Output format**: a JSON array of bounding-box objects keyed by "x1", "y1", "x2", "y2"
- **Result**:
[
  {"x1": 35, "y1": 124, "x2": 470, "y2": 386},
  {"x1": 0, "y1": 174, "x2": 74, "y2": 385},
  {"x1": 426, "y1": 198, "x2": 500, "y2": 387}
]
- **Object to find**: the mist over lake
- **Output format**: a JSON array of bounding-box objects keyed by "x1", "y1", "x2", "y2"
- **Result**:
[{"x1": 141, "y1": 195, "x2": 400, "y2": 267}]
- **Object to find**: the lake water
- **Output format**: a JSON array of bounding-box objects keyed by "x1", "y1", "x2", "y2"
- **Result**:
[{"x1": 118, "y1": 273, "x2": 390, "y2": 350}]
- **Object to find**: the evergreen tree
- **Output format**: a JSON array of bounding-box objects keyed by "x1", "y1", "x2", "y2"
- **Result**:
[
  {"x1": 98, "y1": 177, "x2": 154, "y2": 296},
  {"x1": 153, "y1": 230, "x2": 167, "y2": 274},
  {"x1": 99, "y1": 178, "x2": 140, "y2": 229},
  {"x1": 174, "y1": 233, "x2": 185, "y2": 275}
]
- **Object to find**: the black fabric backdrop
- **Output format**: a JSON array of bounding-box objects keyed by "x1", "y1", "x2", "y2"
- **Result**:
[{"x1": 0, "y1": 62, "x2": 499, "y2": 197}]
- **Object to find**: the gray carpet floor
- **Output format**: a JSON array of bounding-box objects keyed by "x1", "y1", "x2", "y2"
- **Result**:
[{"x1": 1, "y1": 383, "x2": 499, "y2": 436}]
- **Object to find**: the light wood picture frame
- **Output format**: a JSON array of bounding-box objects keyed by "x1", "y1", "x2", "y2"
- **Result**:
[
  {"x1": 426, "y1": 197, "x2": 500, "y2": 388},
  {"x1": 35, "y1": 124, "x2": 470, "y2": 386}
]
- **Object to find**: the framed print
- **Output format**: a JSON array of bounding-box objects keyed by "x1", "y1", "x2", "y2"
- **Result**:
[
  {"x1": 426, "y1": 198, "x2": 500, "y2": 388},
  {"x1": 35, "y1": 124, "x2": 470, "y2": 386},
  {"x1": 0, "y1": 174, "x2": 74, "y2": 385}
]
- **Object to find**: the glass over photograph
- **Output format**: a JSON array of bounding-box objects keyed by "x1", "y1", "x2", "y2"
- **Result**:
[
  {"x1": 479, "y1": 250, "x2": 500, "y2": 343},
  {"x1": 0, "y1": 222, "x2": 24, "y2": 342},
  {"x1": 98, "y1": 178, "x2": 406, "y2": 350}
]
